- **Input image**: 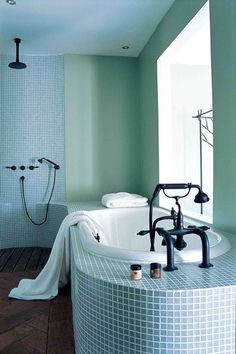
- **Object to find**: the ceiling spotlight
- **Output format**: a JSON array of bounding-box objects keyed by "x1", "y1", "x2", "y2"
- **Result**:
[
  {"x1": 6, "y1": 0, "x2": 16, "y2": 4},
  {"x1": 122, "y1": 46, "x2": 129, "y2": 50}
]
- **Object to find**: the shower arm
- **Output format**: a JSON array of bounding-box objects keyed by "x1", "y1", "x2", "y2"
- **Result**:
[
  {"x1": 38, "y1": 158, "x2": 60, "y2": 170},
  {"x1": 15, "y1": 39, "x2": 20, "y2": 62}
]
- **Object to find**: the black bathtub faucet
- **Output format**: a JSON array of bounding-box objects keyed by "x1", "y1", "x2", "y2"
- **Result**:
[{"x1": 137, "y1": 183, "x2": 213, "y2": 271}]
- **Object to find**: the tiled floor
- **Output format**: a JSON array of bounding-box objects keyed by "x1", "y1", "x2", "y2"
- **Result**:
[{"x1": 0, "y1": 248, "x2": 75, "y2": 354}]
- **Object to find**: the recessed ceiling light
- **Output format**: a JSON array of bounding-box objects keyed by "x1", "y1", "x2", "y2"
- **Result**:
[
  {"x1": 6, "y1": 0, "x2": 16, "y2": 4},
  {"x1": 122, "y1": 46, "x2": 129, "y2": 50}
]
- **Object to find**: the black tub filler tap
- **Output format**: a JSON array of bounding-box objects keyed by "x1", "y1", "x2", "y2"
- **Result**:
[{"x1": 137, "y1": 183, "x2": 213, "y2": 271}]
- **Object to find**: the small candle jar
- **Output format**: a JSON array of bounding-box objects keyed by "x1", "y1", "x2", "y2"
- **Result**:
[
  {"x1": 150, "y1": 263, "x2": 161, "y2": 278},
  {"x1": 130, "y1": 264, "x2": 142, "y2": 280}
]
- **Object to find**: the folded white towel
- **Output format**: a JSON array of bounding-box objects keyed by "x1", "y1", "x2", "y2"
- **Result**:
[
  {"x1": 8, "y1": 211, "x2": 104, "y2": 300},
  {"x1": 102, "y1": 192, "x2": 148, "y2": 208}
]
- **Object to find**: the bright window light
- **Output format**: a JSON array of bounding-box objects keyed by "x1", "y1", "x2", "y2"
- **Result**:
[{"x1": 157, "y1": 1, "x2": 213, "y2": 223}]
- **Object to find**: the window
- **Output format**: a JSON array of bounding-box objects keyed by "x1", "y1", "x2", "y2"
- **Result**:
[{"x1": 157, "y1": 1, "x2": 212, "y2": 222}]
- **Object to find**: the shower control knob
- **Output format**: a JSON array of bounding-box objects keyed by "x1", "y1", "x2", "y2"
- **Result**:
[
  {"x1": 28, "y1": 165, "x2": 39, "y2": 170},
  {"x1": 5, "y1": 165, "x2": 17, "y2": 170},
  {"x1": 20, "y1": 165, "x2": 26, "y2": 170}
]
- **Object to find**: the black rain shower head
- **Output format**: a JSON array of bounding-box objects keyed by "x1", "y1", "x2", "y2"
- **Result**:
[
  {"x1": 8, "y1": 38, "x2": 27, "y2": 69},
  {"x1": 9, "y1": 61, "x2": 26, "y2": 69}
]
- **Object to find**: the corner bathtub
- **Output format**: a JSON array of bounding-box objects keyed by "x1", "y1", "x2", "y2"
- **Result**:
[
  {"x1": 78, "y1": 207, "x2": 230, "y2": 265},
  {"x1": 68, "y1": 202, "x2": 236, "y2": 354}
]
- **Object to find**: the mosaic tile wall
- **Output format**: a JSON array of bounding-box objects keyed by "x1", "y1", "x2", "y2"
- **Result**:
[{"x1": 0, "y1": 55, "x2": 65, "y2": 248}]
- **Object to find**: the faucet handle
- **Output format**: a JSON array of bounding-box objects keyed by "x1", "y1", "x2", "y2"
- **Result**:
[
  {"x1": 198, "y1": 225, "x2": 210, "y2": 231},
  {"x1": 187, "y1": 225, "x2": 210, "y2": 231},
  {"x1": 187, "y1": 225, "x2": 196, "y2": 229},
  {"x1": 171, "y1": 207, "x2": 177, "y2": 216},
  {"x1": 137, "y1": 230, "x2": 149, "y2": 236},
  {"x1": 5, "y1": 165, "x2": 17, "y2": 170},
  {"x1": 171, "y1": 207, "x2": 177, "y2": 227}
]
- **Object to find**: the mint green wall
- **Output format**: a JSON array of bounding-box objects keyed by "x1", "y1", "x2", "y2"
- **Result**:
[
  {"x1": 64, "y1": 1, "x2": 236, "y2": 233},
  {"x1": 139, "y1": 0, "x2": 236, "y2": 233},
  {"x1": 210, "y1": 0, "x2": 236, "y2": 233},
  {"x1": 64, "y1": 55, "x2": 140, "y2": 201}
]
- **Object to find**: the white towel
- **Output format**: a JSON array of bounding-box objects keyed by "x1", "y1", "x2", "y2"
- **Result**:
[
  {"x1": 102, "y1": 192, "x2": 148, "y2": 208},
  {"x1": 8, "y1": 211, "x2": 104, "y2": 300}
]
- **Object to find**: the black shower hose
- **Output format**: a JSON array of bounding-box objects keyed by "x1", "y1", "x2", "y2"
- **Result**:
[{"x1": 20, "y1": 168, "x2": 57, "y2": 225}]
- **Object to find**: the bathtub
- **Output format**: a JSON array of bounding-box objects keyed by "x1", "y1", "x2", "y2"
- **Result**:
[
  {"x1": 69, "y1": 203, "x2": 236, "y2": 354},
  {"x1": 77, "y1": 206, "x2": 230, "y2": 264},
  {"x1": 68, "y1": 203, "x2": 236, "y2": 354}
]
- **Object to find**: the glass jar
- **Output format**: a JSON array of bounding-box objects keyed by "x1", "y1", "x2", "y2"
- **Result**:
[
  {"x1": 130, "y1": 264, "x2": 142, "y2": 280},
  {"x1": 150, "y1": 263, "x2": 161, "y2": 278}
]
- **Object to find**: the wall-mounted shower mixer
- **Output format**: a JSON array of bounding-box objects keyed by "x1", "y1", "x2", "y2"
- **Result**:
[
  {"x1": 20, "y1": 157, "x2": 59, "y2": 226},
  {"x1": 5, "y1": 165, "x2": 40, "y2": 171}
]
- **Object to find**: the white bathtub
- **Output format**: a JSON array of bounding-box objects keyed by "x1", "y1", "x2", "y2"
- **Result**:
[{"x1": 77, "y1": 207, "x2": 230, "y2": 264}]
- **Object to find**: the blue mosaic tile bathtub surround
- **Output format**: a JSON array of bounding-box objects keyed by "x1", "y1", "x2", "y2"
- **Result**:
[
  {"x1": 66, "y1": 202, "x2": 236, "y2": 354},
  {"x1": 0, "y1": 55, "x2": 65, "y2": 248},
  {"x1": 71, "y1": 270, "x2": 236, "y2": 354}
]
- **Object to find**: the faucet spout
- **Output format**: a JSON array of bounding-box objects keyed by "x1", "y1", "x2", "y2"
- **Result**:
[
  {"x1": 156, "y1": 228, "x2": 178, "y2": 271},
  {"x1": 192, "y1": 227, "x2": 213, "y2": 268}
]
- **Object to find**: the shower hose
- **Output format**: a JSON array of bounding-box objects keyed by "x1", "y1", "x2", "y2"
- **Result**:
[{"x1": 20, "y1": 167, "x2": 57, "y2": 226}]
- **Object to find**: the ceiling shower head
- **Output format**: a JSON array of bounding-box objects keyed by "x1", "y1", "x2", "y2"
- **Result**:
[
  {"x1": 8, "y1": 61, "x2": 27, "y2": 69},
  {"x1": 8, "y1": 38, "x2": 27, "y2": 69}
]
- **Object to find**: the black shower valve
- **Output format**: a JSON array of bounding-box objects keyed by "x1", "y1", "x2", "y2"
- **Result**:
[
  {"x1": 5, "y1": 165, "x2": 17, "y2": 170},
  {"x1": 28, "y1": 165, "x2": 39, "y2": 170}
]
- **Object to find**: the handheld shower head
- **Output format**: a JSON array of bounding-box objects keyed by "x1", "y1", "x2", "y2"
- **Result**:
[{"x1": 194, "y1": 190, "x2": 210, "y2": 203}]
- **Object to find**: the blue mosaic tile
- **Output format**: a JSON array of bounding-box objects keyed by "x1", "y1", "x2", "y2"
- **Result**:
[{"x1": 0, "y1": 55, "x2": 65, "y2": 248}]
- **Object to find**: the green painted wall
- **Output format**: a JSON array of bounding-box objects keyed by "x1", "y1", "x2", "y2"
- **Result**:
[
  {"x1": 64, "y1": 55, "x2": 140, "y2": 201},
  {"x1": 210, "y1": 0, "x2": 236, "y2": 233},
  {"x1": 139, "y1": 0, "x2": 236, "y2": 233}
]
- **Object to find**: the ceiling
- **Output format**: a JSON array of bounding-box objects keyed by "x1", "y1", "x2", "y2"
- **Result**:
[{"x1": 0, "y1": 0, "x2": 175, "y2": 57}]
